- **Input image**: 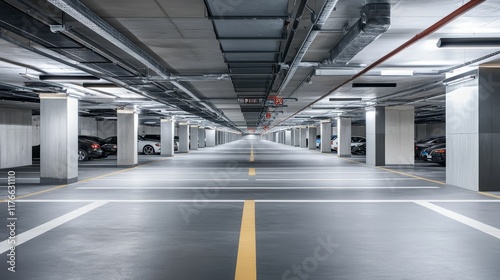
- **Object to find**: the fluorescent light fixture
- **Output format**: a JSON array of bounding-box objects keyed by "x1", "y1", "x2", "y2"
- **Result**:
[
  {"x1": 380, "y1": 70, "x2": 414, "y2": 76},
  {"x1": 39, "y1": 75, "x2": 100, "y2": 81},
  {"x1": 315, "y1": 69, "x2": 359, "y2": 76},
  {"x1": 437, "y1": 38, "x2": 500, "y2": 48},
  {"x1": 352, "y1": 83, "x2": 397, "y2": 88},
  {"x1": 329, "y1": 98, "x2": 363, "y2": 102}
]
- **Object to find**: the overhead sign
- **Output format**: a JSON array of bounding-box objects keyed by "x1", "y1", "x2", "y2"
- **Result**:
[{"x1": 243, "y1": 98, "x2": 261, "y2": 104}]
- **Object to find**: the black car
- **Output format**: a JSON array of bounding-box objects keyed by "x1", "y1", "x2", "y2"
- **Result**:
[
  {"x1": 78, "y1": 138, "x2": 104, "y2": 161},
  {"x1": 79, "y1": 135, "x2": 117, "y2": 155},
  {"x1": 420, "y1": 143, "x2": 445, "y2": 161},
  {"x1": 415, "y1": 136, "x2": 446, "y2": 158},
  {"x1": 430, "y1": 147, "x2": 446, "y2": 166},
  {"x1": 351, "y1": 142, "x2": 366, "y2": 155}
]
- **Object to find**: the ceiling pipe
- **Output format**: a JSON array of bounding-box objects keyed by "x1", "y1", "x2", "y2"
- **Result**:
[
  {"x1": 277, "y1": 0, "x2": 486, "y2": 126},
  {"x1": 47, "y1": 0, "x2": 170, "y2": 79},
  {"x1": 276, "y1": 0, "x2": 340, "y2": 95},
  {"x1": 47, "y1": 0, "x2": 238, "y2": 130}
]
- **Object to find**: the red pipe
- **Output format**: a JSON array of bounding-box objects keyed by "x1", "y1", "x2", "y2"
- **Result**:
[{"x1": 276, "y1": 0, "x2": 486, "y2": 128}]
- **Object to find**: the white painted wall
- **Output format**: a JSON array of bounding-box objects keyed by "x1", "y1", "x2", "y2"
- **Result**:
[{"x1": 0, "y1": 108, "x2": 32, "y2": 168}]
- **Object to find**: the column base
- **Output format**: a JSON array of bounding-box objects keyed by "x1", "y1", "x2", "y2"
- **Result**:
[
  {"x1": 338, "y1": 154, "x2": 352, "y2": 158},
  {"x1": 117, "y1": 164, "x2": 138, "y2": 168},
  {"x1": 40, "y1": 177, "x2": 78, "y2": 185}
]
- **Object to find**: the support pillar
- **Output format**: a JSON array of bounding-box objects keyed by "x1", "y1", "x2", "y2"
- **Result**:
[
  {"x1": 190, "y1": 125, "x2": 199, "y2": 150},
  {"x1": 320, "y1": 121, "x2": 331, "y2": 153},
  {"x1": 40, "y1": 93, "x2": 79, "y2": 184},
  {"x1": 385, "y1": 106, "x2": 414, "y2": 165},
  {"x1": 0, "y1": 108, "x2": 32, "y2": 169},
  {"x1": 446, "y1": 67, "x2": 500, "y2": 191},
  {"x1": 117, "y1": 108, "x2": 138, "y2": 168},
  {"x1": 294, "y1": 128, "x2": 300, "y2": 147},
  {"x1": 160, "y1": 118, "x2": 174, "y2": 157},
  {"x1": 206, "y1": 129, "x2": 216, "y2": 147},
  {"x1": 308, "y1": 126, "x2": 317, "y2": 150},
  {"x1": 285, "y1": 130, "x2": 292, "y2": 145},
  {"x1": 199, "y1": 127, "x2": 206, "y2": 148},
  {"x1": 178, "y1": 123, "x2": 189, "y2": 153},
  {"x1": 337, "y1": 118, "x2": 352, "y2": 157},
  {"x1": 366, "y1": 107, "x2": 386, "y2": 166},
  {"x1": 300, "y1": 126, "x2": 307, "y2": 148}
]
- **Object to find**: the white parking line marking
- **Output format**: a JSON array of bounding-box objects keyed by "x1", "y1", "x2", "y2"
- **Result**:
[
  {"x1": 256, "y1": 178, "x2": 420, "y2": 181},
  {"x1": 76, "y1": 186, "x2": 440, "y2": 190},
  {"x1": 11, "y1": 199, "x2": 500, "y2": 203},
  {"x1": 415, "y1": 201, "x2": 500, "y2": 239},
  {"x1": 0, "y1": 201, "x2": 107, "y2": 254}
]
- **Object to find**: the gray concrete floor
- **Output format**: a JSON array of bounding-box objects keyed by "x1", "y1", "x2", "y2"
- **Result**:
[{"x1": 1, "y1": 139, "x2": 500, "y2": 279}]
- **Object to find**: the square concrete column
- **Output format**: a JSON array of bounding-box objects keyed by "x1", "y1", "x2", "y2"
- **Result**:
[
  {"x1": 178, "y1": 123, "x2": 190, "y2": 153},
  {"x1": 290, "y1": 129, "x2": 295, "y2": 146},
  {"x1": 366, "y1": 107, "x2": 386, "y2": 166},
  {"x1": 199, "y1": 127, "x2": 206, "y2": 148},
  {"x1": 39, "y1": 93, "x2": 79, "y2": 184},
  {"x1": 308, "y1": 126, "x2": 317, "y2": 150},
  {"x1": 294, "y1": 128, "x2": 300, "y2": 147},
  {"x1": 285, "y1": 130, "x2": 292, "y2": 145},
  {"x1": 0, "y1": 108, "x2": 32, "y2": 169},
  {"x1": 300, "y1": 127, "x2": 308, "y2": 148},
  {"x1": 446, "y1": 67, "x2": 500, "y2": 191},
  {"x1": 206, "y1": 129, "x2": 216, "y2": 147},
  {"x1": 320, "y1": 121, "x2": 331, "y2": 153},
  {"x1": 160, "y1": 118, "x2": 174, "y2": 157},
  {"x1": 337, "y1": 118, "x2": 352, "y2": 157},
  {"x1": 117, "y1": 108, "x2": 138, "y2": 168},
  {"x1": 385, "y1": 106, "x2": 414, "y2": 165},
  {"x1": 190, "y1": 125, "x2": 199, "y2": 150}
]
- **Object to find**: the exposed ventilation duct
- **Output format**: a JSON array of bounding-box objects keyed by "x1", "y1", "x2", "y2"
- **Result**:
[{"x1": 326, "y1": 2, "x2": 391, "y2": 65}]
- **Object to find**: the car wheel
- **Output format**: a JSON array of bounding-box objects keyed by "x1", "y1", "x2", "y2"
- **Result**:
[
  {"x1": 143, "y1": 145, "x2": 155, "y2": 155},
  {"x1": 78, "y1": 149, "x2": 88, "y2": 161}
]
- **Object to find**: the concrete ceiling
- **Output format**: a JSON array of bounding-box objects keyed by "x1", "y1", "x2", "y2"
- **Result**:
[{"x1": 1, "y1": 0, "x2": 500, "y2": 133}]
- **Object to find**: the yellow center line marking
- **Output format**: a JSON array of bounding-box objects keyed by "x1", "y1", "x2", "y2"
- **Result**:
[
  {"x1": 235, "y1": 200, "x2": 256, "y2": 280},
  {"x1": 0, "y1": 157, "x2": 173, "y2": 203},
  {"x1": 248, "y1": 168, "x2": 256, "y2": 176},
  {"x1": 479, "y1": 192, "x2": 500, "y2": 199},
  {"x1": 250, "y1": 143, "x2": 255, "y2": 162}
]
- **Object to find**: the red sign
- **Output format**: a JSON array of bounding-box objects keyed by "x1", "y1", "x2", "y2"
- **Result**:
[
  {"x1": 265, "y1": 112, "x2": 271, "y2": 119},
  {"x1": 274, "y1": 97, "x2": 284, "y2": 106}
]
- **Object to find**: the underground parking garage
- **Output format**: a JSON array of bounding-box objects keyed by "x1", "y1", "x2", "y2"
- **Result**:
[{"x1": 1, "y1": 0, "x2": 500, "y2": 279}]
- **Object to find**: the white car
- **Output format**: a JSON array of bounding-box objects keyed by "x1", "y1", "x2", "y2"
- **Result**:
[
  {"x1": 331, "y1": 136, "x2": 366, "y2": 151},
  {"x1": 138, "y1": 135, "x2": 161, "y2": 154}
]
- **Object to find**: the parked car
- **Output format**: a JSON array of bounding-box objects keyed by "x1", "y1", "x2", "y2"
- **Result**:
[
  {"x1": 103, "y1": 136, "x2": 161, "y2": 155},
  {"x1": 316, "y1": 135, "x2": 336, "y2": 149},
  {"x1": 430, "y1": 147, "x2": 446, "y2": 166},
  {"x1": 78, "y1": 138, "x2": 104, "y2": 161},
  {"x1": 79, "y1": 135, "x2": 117, "y2": 155},
  {"x1": 174, "y1": 136, "x2": 179, "y2": 151},
  {"x1": 332, "y1": 136, "x2": 366, "y2": 151},
  {"x1": 420, "y1": 143, "x2": 445, "y2": 161},
  {"x1": 415, "y1": 136, "x2": 446, "y2": 158},
  {"x1": 351, "y1": 142, "x2": 366, "y2": 155},
  {"x1": 141, "y1": 134, "x2": 161, "y2": 141}
]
